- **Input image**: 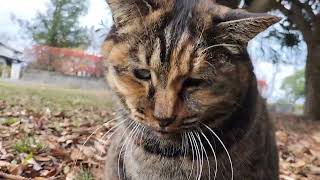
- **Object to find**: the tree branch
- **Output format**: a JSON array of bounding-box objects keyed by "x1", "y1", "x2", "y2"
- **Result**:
[
  {"x1": 0, "y1": 172, "x2": 31, "y2": 180},
  {"x1": 275, "y1": 2, "x2": 312, "y2": 41},
  {"x1": 291, "y1": 0, "x2": 316, "y2": 20}
]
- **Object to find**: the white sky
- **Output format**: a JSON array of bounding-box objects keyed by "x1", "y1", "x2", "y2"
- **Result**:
[
  {"x1": 0, "y1": 0, "x2": 112, "y2": 50},
  {"x1": 0, "y1": 0, "x2": 305, "y2": 101}
]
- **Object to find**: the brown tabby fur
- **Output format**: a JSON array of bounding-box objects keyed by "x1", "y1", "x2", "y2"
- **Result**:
[{"x1": 102, "y1": 0, "x2": 280, "y2": 179}]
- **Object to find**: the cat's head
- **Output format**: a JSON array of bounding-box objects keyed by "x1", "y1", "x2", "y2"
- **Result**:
[{"x1": 103, "y1": 0, "x2": 279, "y2": 137}]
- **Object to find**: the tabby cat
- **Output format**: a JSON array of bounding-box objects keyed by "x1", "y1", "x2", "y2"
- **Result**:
[{"x1": 102, "y1": 0, "x2": 280, "y2": 179}]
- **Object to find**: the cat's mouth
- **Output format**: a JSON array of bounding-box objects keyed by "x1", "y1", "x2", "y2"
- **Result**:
[
  {"x1": 182, "y1": 117, "x2": 199, "y2": 126},
  {"x1": 154, "y1": 129, "x2": 172, "y2": 137},
  {"x1": 141, "y1": 117, "x2": 200, "y2": 137},
  {"x1": 129, "y1": 112, "x2": 201, "y2": 138}
]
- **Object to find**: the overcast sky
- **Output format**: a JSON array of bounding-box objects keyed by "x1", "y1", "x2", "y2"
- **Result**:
[
  {"x1": 0, "y1": 0, "x2": 305, "y2": 101},
  {"x1": 0, "y1": 0, "x2": 112, "y2": 50}
]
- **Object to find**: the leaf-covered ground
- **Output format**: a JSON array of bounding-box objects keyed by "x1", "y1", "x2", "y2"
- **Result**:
[
  {"x1": 0, "y1": 81, "x2": 319, "y2": 180},
  {"x1": 273, "y1": 114, "x2": 320, "y2": 180}
]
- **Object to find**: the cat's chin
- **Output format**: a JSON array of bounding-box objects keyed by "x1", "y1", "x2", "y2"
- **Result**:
[
  {"x1": 153, "y1": 130, "x2": 180, "y2": 140},
  {"x1": 146, "y1": 126, "x2": 181, "y2": 140},
  {"x1": 139, "y1": 129, "x2": 185, "y2": 157}
]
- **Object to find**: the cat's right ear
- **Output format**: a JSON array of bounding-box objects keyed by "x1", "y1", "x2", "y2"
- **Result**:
[
  {"x1": 106, "y1": 0, "x2": 160, "y2": 28},
  {"x1": 211, "y1": 8, "x2": 281, "y2": 47}
]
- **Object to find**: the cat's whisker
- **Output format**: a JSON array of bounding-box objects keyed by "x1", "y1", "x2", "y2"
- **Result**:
[
  {"x1": 200, "y1": 129, "x2": 218, "y2": 180},
  {"x1": 202, "y1": 124, "x2": 234, "y2": 180},
  {"x1": 117, "y1": 121, "x2": 135, "y2": 178},
  {"x1": 186, "y1": 132, "x2": 195, "y2": 180},
  {"x1": 204, "y1": 60, "x2": 217, "y2": 72},
  {"x1": 197, "y1": 28, "x2": 205, "y2": 45},
  {"x1": 196, "y1": 132, "x2": 203, "y2": 180},
  {"x1": 123, "y1": 124, "x2": 136, "y2": 158},
  {"x1": 196, "y1": 131, "x2": 209, "y2": 180},
  {"x1": 191, "y1": 132, "x2": 200, "y2": 180},
  {"x1": 190, "y1": 131, "x2": 199, "y2": 179},
  {"x1": 141, "y1": 126, "x2": 146, "y2": 142},
  {"x1": 101, "y1": 118, "x2": 127, "y2": 140},
  {"x1": 184, "y1": 132, "x2": 188, "y2": 158},
  {"x1": 179, "y1": 132, "x2": 188, "y2": 170},
  {"x1": 140, "y1": 124, "x2": 145, "y2": 138},
  {"x1": 199, "y1": 133, "x2": 204, "y2": 180},
  {"x1": 96, "y1": 119, "x2": 128, "y2": 157},
  {"x1": 123, "y1": 123, "x2": 141, "y2": 176},
  {"x1": 128, "y1": 123, "x2": 141, "y2": 154},
  {"x1": 189, "y1": 132, "x2": 198, "y2": 179},
  {"x1": 190, "y1": 131, "x2": 202, "y2": 180},
  {"x1": 200, "y1": 44, "x2": 240, "y2": 54},
  {"x1": 75, "y1": 117, "x2": 121, "y2": 167},
  {"x1": 138, "y1": 125, "x2": 145, "y2": 143},
  {"x1": 82, "y1": 116, "x2": 123, "y2": 149},
  {"x1": 180, "y1": 132, "x2": 186, "y2": 169},
  {"x1": 81, "y1": 125, "x2": 104, "y2": 149}
]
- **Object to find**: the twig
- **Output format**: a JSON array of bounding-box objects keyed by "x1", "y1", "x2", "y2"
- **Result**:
[{"x1": 0, "y1": 172, "x2": 31, "y2": 180}]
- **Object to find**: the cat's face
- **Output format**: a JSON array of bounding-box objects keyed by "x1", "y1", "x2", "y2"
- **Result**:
[{"x1": 103, "y1": 0, "x2": 279, "y2": 137}]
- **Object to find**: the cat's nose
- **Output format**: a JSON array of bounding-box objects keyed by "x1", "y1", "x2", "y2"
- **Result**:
[{"x1": 157, "y1": 117, "x2": 176, "y2": 128}]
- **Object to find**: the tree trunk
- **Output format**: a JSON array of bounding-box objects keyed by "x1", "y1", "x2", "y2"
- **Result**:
[{"x1": 305, "y1": 42, "x2": 320, "y2": 120}]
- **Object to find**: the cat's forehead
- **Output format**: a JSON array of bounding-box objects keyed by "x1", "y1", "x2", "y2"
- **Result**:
[
  {"x1": 132, "y1": 29, "x2": 195, "y2": 85},
  {"x1": 133, "y1": 7, "x2": 209, "y2": 69}
]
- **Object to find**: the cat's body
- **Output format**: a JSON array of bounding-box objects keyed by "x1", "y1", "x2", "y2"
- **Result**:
[{"x1": 103, "y1": 0, "x2": 280, "y2": 179}]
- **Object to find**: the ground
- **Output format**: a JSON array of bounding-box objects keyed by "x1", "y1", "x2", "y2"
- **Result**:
[{"x1": 0, "y1": 81, "x2": 319, "y2": 180}]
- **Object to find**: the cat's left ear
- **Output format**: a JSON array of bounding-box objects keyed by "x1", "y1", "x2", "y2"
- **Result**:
[
  {"x1": 107, "y1": 0, "x2": 159, "y2": 28},
  {"x1": 213, "y1": 10, "x2": 282, "y2": 47}
]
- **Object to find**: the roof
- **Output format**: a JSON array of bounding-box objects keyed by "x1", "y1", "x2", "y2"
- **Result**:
[
  {"x1": 33, "y1": 45, "x2": 102, "y2": 62},
  {"x1": 0, "y1": 42, "x2": 23, "y2": 54},
  {"x1": 0, "y1": 42, "x2": 24, "y2": 63},
  {"x1": 0, "y1": 55, "x2": 24, "y2": 64}
]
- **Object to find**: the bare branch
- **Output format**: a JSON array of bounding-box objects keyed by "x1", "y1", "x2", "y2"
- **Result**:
[{"x1": 291, "y1": 0, "x2": 316, "y2": 19}]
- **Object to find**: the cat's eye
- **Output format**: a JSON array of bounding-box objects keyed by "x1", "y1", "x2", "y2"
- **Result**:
[
  {"x1": 183, "y1": 78, "x2": 207, "y2": 88},
  {"x1": 133, "y1": 69, "x2": 151, "y2": 81}
]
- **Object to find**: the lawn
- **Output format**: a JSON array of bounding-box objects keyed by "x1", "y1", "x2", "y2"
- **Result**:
[
  {"x1": 0, "y1": 81, "x2": 112, "y2": 111},
  {"x1": 0, "y1": 81, "x2": 319, "y2": 180},
  {"x1": 0, "y1": 81, "x2": 115, "y2": 180}
]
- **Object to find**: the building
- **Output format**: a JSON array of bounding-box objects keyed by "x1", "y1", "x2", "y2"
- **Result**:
[
  {"x1": 31, "y1": 45, "x2": 104, "y2": 78},
  {"x1": 0, "y1": 42, "x2": 24, "y2": 79}
]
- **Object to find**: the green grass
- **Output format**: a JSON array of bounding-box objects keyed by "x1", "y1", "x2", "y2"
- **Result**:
[
  {"x1": 14, "y1": 136, "x2": 44, "y2": 154},
  {"x1": 0, "y1": 117, "x2": 18, "y2": 126},
  {"x1": 0, "y1": 81, "x2": 113, "y2": 111},
  {"x1": 76, "y1": 166, "x2": 95, "y2": 180}
]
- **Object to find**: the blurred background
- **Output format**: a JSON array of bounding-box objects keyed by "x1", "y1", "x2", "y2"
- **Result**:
[
  {"x1": 0, "y1": 0, "x2": 319, "y2": 179},
  {"x1": 1, "y1": 0, "x2": 318, "y2": 117}
]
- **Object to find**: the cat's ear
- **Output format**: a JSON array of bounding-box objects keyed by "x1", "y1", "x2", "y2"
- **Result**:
[
  {"x1": 213, "y1": 10, "x2": 281, "y2": 47},
  {"x1": 107, "y1": 0, "x2": 158, "y2": 27}
]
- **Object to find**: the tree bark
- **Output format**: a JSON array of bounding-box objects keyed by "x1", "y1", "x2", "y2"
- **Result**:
[
  {"x1": 305, "y1": 14, "x2": 320, "y2": 120},
  {"x1": 305, "y1": 43, "x2": 320, "y2": 120}
]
